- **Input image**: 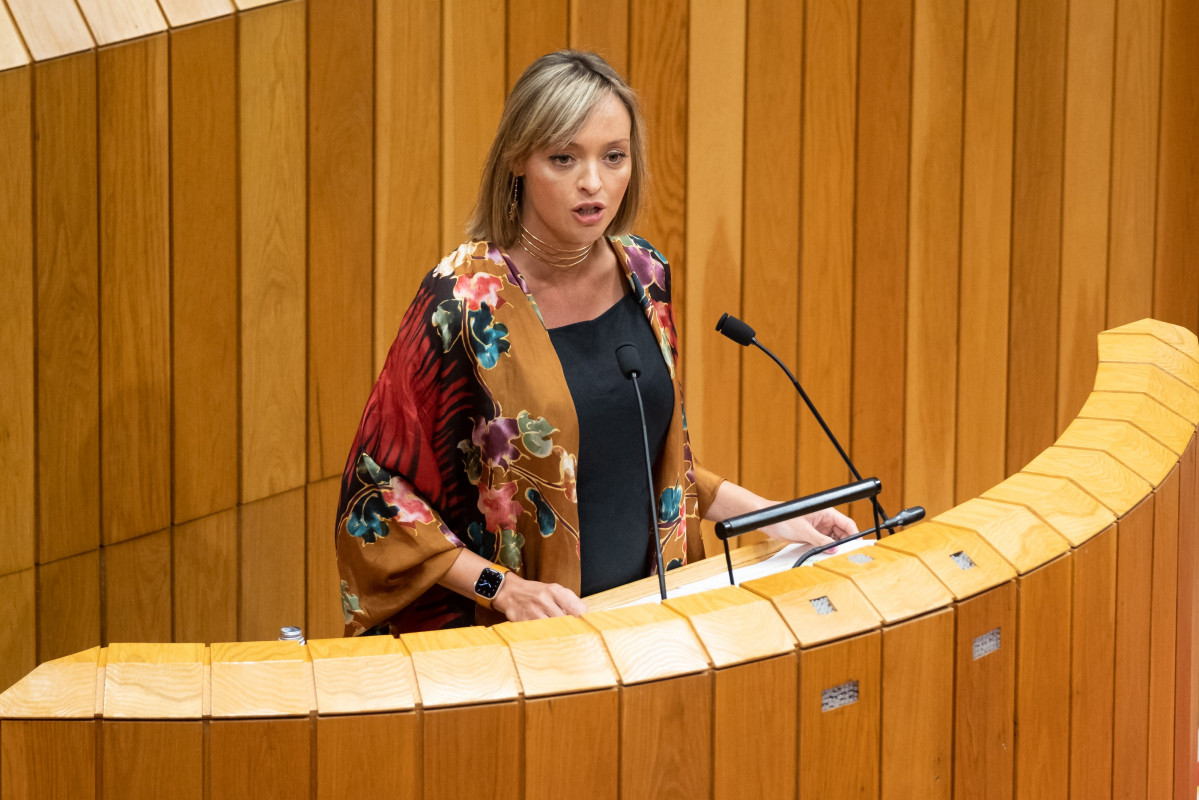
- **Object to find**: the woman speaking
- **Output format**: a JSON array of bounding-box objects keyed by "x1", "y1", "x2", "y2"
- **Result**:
[{"x1": 335, "y1": 50, "x2": 855, "y2": 636}]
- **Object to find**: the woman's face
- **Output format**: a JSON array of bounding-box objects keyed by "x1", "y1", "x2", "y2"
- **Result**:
[{"x1": 516, "y1": 92, "x2": 632, "y2": 250}]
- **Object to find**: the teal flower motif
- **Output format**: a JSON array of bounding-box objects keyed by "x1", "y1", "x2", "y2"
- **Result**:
[
  {"x1": 499, "y1": 529, "x2": 525, "y2": 570},
  {"x1": 517, "y1": 411, "x2": 557, "y2": 457},
  {"x1": 524, "y1": 488, "x2": 556, "y2": 537},
  {"x1": 658, "y1": 485, "x2": 683, "y2": 524},
  {"x1": 467, "y1": 303, "x2": 510, "y2": 368},
  {"x1": 465, "y1": 521, "x2": 497, "y2": 562}
]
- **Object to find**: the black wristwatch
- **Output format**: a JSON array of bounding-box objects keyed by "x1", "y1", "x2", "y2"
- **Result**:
[{"x1": 473, "y1": 565, "x2": 508, "y2": 609}]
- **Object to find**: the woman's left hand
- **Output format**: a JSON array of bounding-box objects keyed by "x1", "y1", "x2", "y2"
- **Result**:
[{"x1": 763, "y1": 507, "x2": 858, "y2": 550}]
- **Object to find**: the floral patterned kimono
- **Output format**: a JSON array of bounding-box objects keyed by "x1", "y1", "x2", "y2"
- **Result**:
[{"x1": 335, "y1": 235, "x2": 723, "y2": 635}]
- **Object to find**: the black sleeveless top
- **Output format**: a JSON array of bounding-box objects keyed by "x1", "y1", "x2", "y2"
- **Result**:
[{"x1": 548, "y1": 291, "x2": 675, "y2": 596}]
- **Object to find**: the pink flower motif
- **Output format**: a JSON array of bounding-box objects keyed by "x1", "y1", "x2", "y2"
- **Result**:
[
  {"x1": 478, "y1": 481, "x2": 524, "y2": 532},
  {"x1": 381, "y1": 478, "x2": 435, "y2": 526},
  {"x1": 626, "y1": 246, "x2": 666, "y2": 289},
  {"x1": 453, "y1": 273, "x2": 506, "y2": 312},
  {"x1": 472, "y1": 416, "x2": 520, "y2": 469}
]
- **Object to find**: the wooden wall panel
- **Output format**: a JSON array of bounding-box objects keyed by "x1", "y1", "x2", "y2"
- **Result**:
[
  {"x1": 1112, "y1": 498, "x2": 1154, "y2": 799},
  {"x1": 1147, "y1": 470, "x2": 1179, "y2": 799},
  {"x1": 741, "y1": 0, "x2": 801, "y2": 509},
  {"x1": 1106, "y1": 0, "x2": 1162, "y2": 328},
  {"x1": 173, "y1": 510, "x2": 238, "y2": 645},
  {"x1": 34, "y1": 52, "x2": 100, "y2": 566},
  {"x1": 853, "y1": 0, "x2": 910, "y2": 524},
  {"x1": 36, "y1": 550, "x2": 99, "y2": 663},
  {"x1": 799, "y1": 0, "x2": 856, "y2": 498},
  {"x1": 0, "y1": 66, "x2": 34, "y2": 575},
  {"x1": 957, "y1": 0, "x2": 1016, "y2": 503},
  {"x1": 306, "y1": 477, "x2": 342, "y2": 640},
  {"x1": 307, "y1": 0, "x2": 374, "y2": 483},
  {"x1": 209, "y1": 718, "x2": 310, "y2": 799},
  {"x1": 1153, "y1": 0, "x2": 1199, "y2": 335},
  {"x1": 101, "y1": 721, "x2": 202, "y2": 800},
  {"x1": 1057, "y1": 0, "x2": 1115, "y2": 431},
  {"x1": 441, "y1": 0, "x2": 505, "y2": 252},
  {"x1": 171, "y1": 17, "x2": 239, "y2": 525},
  {"x1": 525, "y1": 690, "x2": 619, "y2": 800},
  {"x1": 621, "y1": 672, "x2": 711, "y2": 798},
  {"x1": 1070, "y1": 527, "x2": 1117, "y2": 800},
  {"x1": 506, "y1": 0, "x2": 566, "y2": 91},
  {"x1": 373, "y1": 0, "x2": 441, "y2": 371},
  {"x1": 1177, "y1": 439, "x2": 1198, "y2": 800},
  {"x1": 240, "y1": 487, "x2": 306, "y2": 642},
  {"x1": 425, "y1": 703, "x2": 520, "y2": 799},
  {"x1": 0, "y1": 570, "x2": 35, "y2": 694},
  {"x1": 316, "y1": 713, "x2": 419, "y2": 798},
  {"x1": 1007, "y1": 0, "x2": 1067, "y2": 474},
  {"x1": 239, "y1": 1, "x2": 307, "y2": 503},
  {"x1": 98, "y1": 34, "x2": 172, "y2": 545},
  {"x1": 569, "y1": 0, "x2": 628, "y2": 73},
  {"x1": 905, "y1": 0, "x2": 963, "y2": 516},
  {"x1": 0, "y1": 720, "x2": 95, "y2": 800},
  {"x1": 628, "y1": 0, "x2": 686, "y2": 311},
  {"x1": 105, "y1": 530, "x2": 172, "y2": 646},
  {"x1": 684, "y1": 0, "x2": 745, "y2": 490},
  {"x1": 714, "y1": 656, "x2": 796, "y2": 798}
]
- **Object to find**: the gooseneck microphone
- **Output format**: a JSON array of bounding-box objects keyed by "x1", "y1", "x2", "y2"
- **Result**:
[
  {"x1": 615, "y1": 342, "x2": 669, "y2": 601},
  {"x1": 792, "y1": 505, "x2": 926, "y2": 568},
  {"x1": 715, "y1": 312, "x2": 894, "y2": 535}
]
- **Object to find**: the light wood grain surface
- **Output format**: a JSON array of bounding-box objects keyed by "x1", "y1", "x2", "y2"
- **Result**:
[
  {"x1": 1092, "y1": 361, "x2": 1199, "y2": 424},
  {"x1": 210, "y1": 641, "x2": 314, "y2": 718},
  {"x1": 402, "y1": 626, "x2": 522, "y2": 708},
  {"x1": 664, "y1": 585, "x2": 795, "y2": 667},
  {"x1": 308, "y1": 635, "x2": 420, "y2": 714},
  {"x1": 103, "y1": 643, "x2": 204, "y2": 719},
  {"x1": 0, "y1": 647, "x2": 99, "y2": 719},
  {"x1": 1058, "y1": 417, "x2": 1178, "y2": 487},
  {"x1": 1024, "y1": 446, "x2": 1153, "y2": 516},
  {"x1": 155, "y1": 0, "x2": 234, "y2": 27},
  {"x1": 493, "y1": 615, "x2": 619, "y2": 697},
  {"x1": 1080, "y1": 390, "x2": 1196, "y2": 455},
  {"x1": 75, "y1": 0, "x2": 165, "y2": 46},
  {"x1": 877, "y1": 522, "x2": 1015, "y2": 599},
  {"x1": 935, "y1": 496, "x2": 1071, "y2": 573},
  {"x1": 742, "y1": 562, "x2": 882, "y2": 648},
  {"x1": 817, "y1": 542, "x2": 954, "y2": 624},
  {"x1": 4, "y1": 0, "x2": 93, "y2": 60},
  {"x1": 0, "y1": 5, "x2": 28, "y2": 69},
  {"x1": 983, "y1": 472, "x2": 1116, "y2": 547},
  {"x1": 583, "y1": 602, "x2": 710, "y2": 684},
  {"x1": 1100, "y1": 331, "x2": 1199, "y2": 390}
]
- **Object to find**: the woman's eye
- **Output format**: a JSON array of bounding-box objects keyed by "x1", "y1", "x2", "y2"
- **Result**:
[
  {"x1": 549, "y1": 154, "x2": 573, "y2": 166},
  {"x1": 605, "y1": 151, "x2": 628, "y2": 164}
]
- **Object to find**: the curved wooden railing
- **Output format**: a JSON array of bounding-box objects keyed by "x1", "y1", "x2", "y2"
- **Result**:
[{"x1": 1, "y1": 319, "x2": 1196, "y2": 800}]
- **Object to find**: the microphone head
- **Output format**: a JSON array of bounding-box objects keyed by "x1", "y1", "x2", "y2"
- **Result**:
[
  {"x1": 715, "y1": 313, "x2": 756, "y2": 346},
  {"x1": 892, "y1": 506, "x2": 926, "y2": 527},
  {"x1": 615, "y1": 342, "x2": 642, "y2": 379}
]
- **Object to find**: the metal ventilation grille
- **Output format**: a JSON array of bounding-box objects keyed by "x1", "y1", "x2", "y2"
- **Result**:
[
  {"x1": 973, "y1": 627, "x2": 1001, "y2": 660},
  {"x1": 950, "y1": 550, "x2": 977, "y2": 571},
  {"x1": 821, "y1": 680, "x2": 859, "y2": 712},
  {"x1": 809, "y1": 595, "x2": 836, "y2": 615}
]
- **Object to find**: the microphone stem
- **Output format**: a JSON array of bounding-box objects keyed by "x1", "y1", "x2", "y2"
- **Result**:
[
  {"x1": 631, "y1": 373, "x2": 669, "y2": 601},
  {"x1": 752, "y1": 339, "x2": 893, "y2": 526}
]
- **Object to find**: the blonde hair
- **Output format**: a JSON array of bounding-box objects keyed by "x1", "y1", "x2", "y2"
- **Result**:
[{"x1": 467, "y1": 50, "x2": 647, "y2": 247}]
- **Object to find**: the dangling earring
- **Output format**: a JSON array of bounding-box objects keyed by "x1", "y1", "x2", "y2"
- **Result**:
[{"x1": 506, "y1": 175, "x2": 520, "y2": 221}]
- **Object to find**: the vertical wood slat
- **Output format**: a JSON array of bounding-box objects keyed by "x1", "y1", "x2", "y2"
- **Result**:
[
  {"x1": 239, "y1": 487, "x2": 306, "y2": 642},
  {"x1": 525, "y1": 690, "x2": 619, "y2": 800},
  {"x1": 1070, "y1": 527, "x2": 1117, "y2": 800},
  {"x1": 1007, "y1": 0, "x2": 1068, "y2": 475},
  {"x1": 568, "y1": 0, "x2": 628, "y2": 74},
  {"x1": 1106, "y1": 0, "x2": 1163, "y2": 327},
  {"x1": 305, "y1": 476, "x2": 342, "y2": 640},
  {"x1": 0, "y1": 720, "x2": 96, "y2": 800},
  {"x1": 36, "y1": 550, "x2": 100, "y2": 665},
  {"x1": 307, "y1": 0, "x2": 374, "y2": 482},
  {"x1": 239, "y1": 0, "x2": 308, "y2": 504},
  {"x1": 628, "y1": 0, "x2": 686, "y2": 316},
  {"x1": 954, "y1": 582, "x2": 1017, "y2": 800},
  {"x1": 741, "y1": 0, "x2": 802, "y2": 511},
  {"x1": 853, "y1": 0, "x2": 910, "y2": 525},
  {"x1": 173, "y1": 509, "x2": 238, "y2": 645},
  {"x1": 1153, "y1": 0, "x2": 1199, "y2": 335},
  {"x1": 105, "y1": 529, "x2": 172, "y2": 645},
  {"x1": 424, "y1": 703, "x2": 521, "y2": 799},
  {"x1": 1176, "y1": 438, "x2": 1198, "y2": 800},
  {"x1": 1056, "y1": 0, "x2": 1115, "y2": 431},
  {"x1": 101, "y1": 721, "x2": 202, "y2": 800},
  {"x1": 440, "y1": 0, "x2": 505, "y2": 253},
  {"x1": 799, "y1": 633, "x2": 882, "y2": 799},
  {"x1": 1147, "y1": 469, "x2": 1179, "y2": 799},
  {"x1": 713, "y1": 656, "x2": 797, "y2": 798},
  {"x1": 506, "y1": 0, "x2": 567, "y2": 91},
  {"x1": 799, "y1": 0, "x2": 856, "y2": 498},
  {"x1": 1112, "y1": 497, "x2": 1155, "y2": 800},
  {"x1": 34, "y1": 51, "x2": 100, "y2": 566},
  {"x1": 98, "y1": 33, "x2": 172, "y2": 546},
  {"x1": 684, "y1": 0, "x2": 745, "y2": 495},
  {"x1": 905, "y1": 0, "x2": 963, "y2": 517},
  {"x1": 171, "y1": 16, "x2": 239, "y2": 525},
  {"x1": 373, "y1": 0, "x2": 441, "y2": 372},
  {"x1": 316, "y1": 713, "x2": 419, "y2": 798},
  {"x1": 0, "y1": 66, "x2": 34, "y2": 577},
  {"x1": 621, "y1": 672, "x2": 712, "y2": 798},
  {"x1": 209, "y1": 718, "x2": 310, "y2": 800},
  {"x1": 957, "y1": 0, "x2": 1016, "y2": 503},
  {"x1": 0, "y1": 570, "x2": 35, "y2": 694}
]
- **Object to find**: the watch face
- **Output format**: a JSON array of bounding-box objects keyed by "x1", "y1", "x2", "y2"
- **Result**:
[{"x1": 475, "y1": 567, "x2": 504, "y2": 599}]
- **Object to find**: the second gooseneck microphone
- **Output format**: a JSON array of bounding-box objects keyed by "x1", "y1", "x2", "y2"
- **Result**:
[{"x1": 615, "y1": 342, "x2": 669, "y2": 601}]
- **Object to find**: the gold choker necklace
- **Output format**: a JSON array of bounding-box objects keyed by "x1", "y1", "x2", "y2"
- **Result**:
[{"x1": 517, "y1": 225, "x2": 594, "y2": 269}]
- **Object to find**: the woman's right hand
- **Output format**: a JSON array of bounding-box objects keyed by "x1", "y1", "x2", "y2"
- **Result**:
[{"x1": 492, "y1": 572, "x2": 588, "y2": 621}]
